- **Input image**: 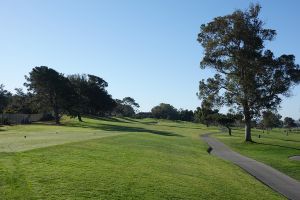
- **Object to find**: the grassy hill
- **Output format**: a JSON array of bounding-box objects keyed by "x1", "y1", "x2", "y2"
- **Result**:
[{"x1": 0, "y1": 117, "x2": 283, "y2": 199}]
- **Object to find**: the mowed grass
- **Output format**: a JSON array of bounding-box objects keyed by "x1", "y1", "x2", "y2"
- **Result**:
[
  {"x1": 0, "y1": 120, "x2": 127, "y2": 152},
  {"x1": 215, "y1": 127, "x2": 300, "y2": 181},
  {"x1": 0, "y1": 117, "x2": 283, "y2": 199}
]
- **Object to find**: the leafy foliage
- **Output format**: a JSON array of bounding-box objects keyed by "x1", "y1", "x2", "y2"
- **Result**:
[
  {"x1": 112, "y1": 97, "x2": 139, "y2": 117},
  {"x1": 214, "y1": 113, "x2": 236, "y2": 135},
  {"x1": 261, "y1": 111, "x2": 282, "y2": 129},
  {"x1": 197, "y1": 4, "x2": 300, "y2": 141},
  {"x1": 178, "y1": 109, "x2": 194, "y2": 121},
  {"x1": 122, "y1": 97, "x2": 140, "y2": 110},
  {"x1": 24, "y1": 66, "x2": 75, "y2": 124},
  {"x1": 4, "y1": 88, "x2": 38, "y2": 114},
  {"x1": 151, "y1": 103, "x2": 179, "y2": 120},
  {"x1": 135, "y1": 112, "x2": 153, "y2": 119},
  {"x1": 194, "y1": 100, "x2": 219, "y2": 126},
  {"x1": 0, "y1": 84, "x2": 11, "y2": 113},
  {"x1": 68, "y1": 74, "x2": 116, "y2": 120},
  {"x1": 283, "y1": 117, "x2": 297, "y2": 129}
]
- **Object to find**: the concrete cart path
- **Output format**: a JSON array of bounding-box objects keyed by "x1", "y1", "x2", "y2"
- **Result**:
[
  {"x1": 201, "y1": 133, "x2": 300, "y2": 200},
  {"x1": 289, "y1": 156, "x2": 300, "y2": 161}
]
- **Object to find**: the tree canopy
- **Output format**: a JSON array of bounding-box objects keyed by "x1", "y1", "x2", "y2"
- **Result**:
[
  {"x1": 261, "y1": 111, "x2": 282, "y2": 130},
  {"x1": 112, "y1": 97, "x2": 140, "y2": 117},
  {"x1": 122, "y1": 97, "x2": 140, "y2": 109},
  {"x1": 197, "y1": 4, "x2": 300, "y2": 141},
  {"x1": 283, "y1": 117, "x2": 297, "y2": 129},
  {"x1": 68, "y1": 74, "x2": 116, "y2": 121},
  {"x1": 178, "y1": 109, "x2": 194, "y2": 122},
  {"x1": 24, "y1": 66, "x2": 74, "y2": 124},
  {"x1": 151, "y1": 103, "x2": 179, "y2": 120},
  {"x1": 194, "y1": 100, "x2": 219, "y2": 127},
  {"x1": 0, "y1": 84, "x2": 11, "y2": 113},
  {"x1": 4, "y1": 88, "x2": 38, "y2": 114}
]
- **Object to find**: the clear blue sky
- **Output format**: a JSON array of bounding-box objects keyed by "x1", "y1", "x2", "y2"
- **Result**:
[{"x1": 0, "y1": 0, "x2": 299, "y2": 119}]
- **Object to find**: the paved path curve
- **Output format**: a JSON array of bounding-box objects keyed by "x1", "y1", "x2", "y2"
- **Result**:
[
  {"x1": 289, "y1": 156, "x2": 300, "y2": 161},
  {"x1": 201, "y1": 133, "x2": 300, "y2": 200}
]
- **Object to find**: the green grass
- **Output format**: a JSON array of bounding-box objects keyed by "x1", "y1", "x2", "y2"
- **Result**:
[
  {"x1": 0, "y1": 120, "x2": 126, "y2": 152},
  {"x1": 215, "y1": 127, "x2": 300, "y2": 181},
  {"x1": 0, "y1": 117, "x2": 283, "y2": 199}
]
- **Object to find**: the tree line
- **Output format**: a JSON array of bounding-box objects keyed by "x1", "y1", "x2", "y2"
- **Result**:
[
  {"x1": 0, "y1": 66, "x2": 145, "y2": 124},
  {"x1": 194, "y1": 101, "x2": 300, "y2": 135},
  {"x1": 0, "y1": 67, "x2": 204, "y2": 125},
  {"x1": 1, "y1": 66, "x2": 299, "y2": 135}
]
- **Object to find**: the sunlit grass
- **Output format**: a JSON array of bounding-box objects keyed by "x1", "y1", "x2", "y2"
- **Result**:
[
  {"x1": 215, "y1": 127, "x2": 300, "y2": 181},
  {"x1": 0, "y1": 117, "x2": 283, "y2": 199}
]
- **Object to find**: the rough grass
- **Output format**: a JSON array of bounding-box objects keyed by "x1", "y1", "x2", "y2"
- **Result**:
[
  {"x1": 0, "y1": 117, "x2": 283, "y2": 199},
  {"x1": 215, "y1": 127, "x2": 300, "y2": 181}
]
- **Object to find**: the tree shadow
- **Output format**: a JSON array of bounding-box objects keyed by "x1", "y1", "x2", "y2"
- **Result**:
[
  {"x1": 253, "y1": 141, "x2": 300, "y2": 151},
  {"x1": 271, "y1": 138, "x2": 300, "y2": 143},
  {"x1": 160, "y1": 124, "x2": 204, "y2": 130},
  {"x1": 64, "y1": 122, "x2": 183, "y2": 137},
  {"x1": 85, "y1": 116, "x2": 130, "y2": 123},
  {"x1": 121, "y1": 117, "x2": 140, "y2": 123},
  {"x1": 119, "y1": 117, "x2": 159, "y2": 125},
  {"x1": 141, "y1": 121, "x2": 158, "y2": 125},
  {"x1": 254, "y1": 135, "x2": 300, "y2": 144}
]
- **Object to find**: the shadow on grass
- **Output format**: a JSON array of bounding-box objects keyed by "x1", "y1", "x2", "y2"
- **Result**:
[
  {"x1": 64, "y1": 122, "x2": 183, "y2": 137},
  {"x1": 121, "y1": 118, "x2": 161, "y2": 126},
  {"x1": 140, "y1": 121, "x2": 158, "y2": 125},
  {"x1": 121, "y1": 118, "x2": 203, "y2": 129},
  {"x1": 270, "y1": 137, "x2": 300, "y2": 143},
  {"x1": 121, "y1": 117, "x2": 140, "y2": 123},
  {"x1": 85, "y1": 116, "x2": 130, "y2": 123},
  {"x1": 254, "y1": 141, "x2": 300, "y2": 151},
  {"x1": 161, "y1": 124, "x2": 205, "y2": 130}
]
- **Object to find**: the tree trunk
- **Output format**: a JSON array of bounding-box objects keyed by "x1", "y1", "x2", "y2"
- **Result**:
[
  {"x1": 226, "y1": 126, "x2": 232, "y2": 136},
  {"x1": 243, "y1": 101, "x2": 252, "y2": 142},
  {"x1": 244, "y1": 116, "x2": 252, "y2": 142},
  {"x1": 54, "y1": 106, "x2": 60, "y2": 124},
  {"x1": 78, "y1": 114, "x2": 83, "y2": 122}
]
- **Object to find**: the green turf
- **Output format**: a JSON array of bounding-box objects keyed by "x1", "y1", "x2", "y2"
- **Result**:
[
  {"x1": 0, "y1": 117, "x2": 283, "y2": 199},
  {"x1": 0, "y1": 122, "x2": 126, "y2": 152},
  {"x1": 215, "y1": 127, "x2": 300, "y2": 181}
]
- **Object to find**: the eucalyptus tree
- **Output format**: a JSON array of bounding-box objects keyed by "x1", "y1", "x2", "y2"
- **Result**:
[
  {"x1": 0, "y1": 84, "x2": 11, "y2": 113},
  {"x1": 283, "y1": 117, "x2": 297, "y2": 129},
  {"x1": 261, "y1": 111, "x2": 282, "y2": 130},
  {"x1": 112, "y1": 97, "x2": 139, "y2": 117},
  {"x1": 25, "y1": 66, "x2": 74, "y2": 124},
  {"x1": 5, "y1": 88, "x2": 38, "y2": 114},
  {"x1": 197, "y1": 4, "x2": 300, "y2": 141},
  {"x1": 122, "y1": 97, "x2": 140, "y2": 112},
  {"x1": 151, "y1": 103, "x2": 179, "y2": 120},
  {"x1": 68, "y1": 74, "x2": 116, "y2": 121},
  {"x1": 214, "y1": 113, "x2": 236, "y2": 136}
]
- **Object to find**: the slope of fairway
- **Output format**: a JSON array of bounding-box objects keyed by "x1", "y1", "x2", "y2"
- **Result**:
[
  {"x1": 0, "y1": 117, "x2": 283, "y2": 199},
  {"x1": 0, "y1": 118, "x2": 128, "y2": 152},
  {"x1": 215, "y1": 128, "x2": 300, "y2": 181}
]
